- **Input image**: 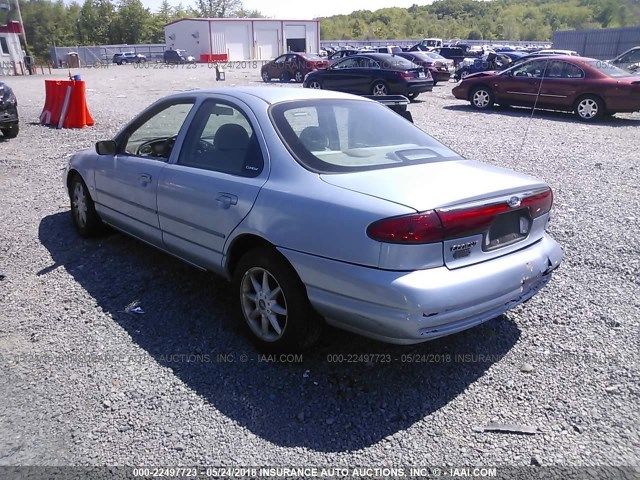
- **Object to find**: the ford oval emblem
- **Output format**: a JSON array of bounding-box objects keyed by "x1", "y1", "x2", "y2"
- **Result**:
[{"x1": 508, "y1": 196, "x2": 521, "y2": 208}]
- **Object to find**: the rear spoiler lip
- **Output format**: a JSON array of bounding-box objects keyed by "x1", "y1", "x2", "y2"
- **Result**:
[{"x1": 362, "y1": 94, "x2": 414, "y2": 123}]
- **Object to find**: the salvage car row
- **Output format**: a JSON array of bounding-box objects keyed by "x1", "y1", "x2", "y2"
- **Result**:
[{"x1": 259, "y1": 49, "x2": 640, "y2": 122}]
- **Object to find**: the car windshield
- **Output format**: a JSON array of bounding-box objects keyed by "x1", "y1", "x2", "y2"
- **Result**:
[
  {"x1": 588, "y1": 60, "x2": 632, "y2": 78},
  {"x1": 269, "y1": 99, "x2": 462, "y2": 173}
]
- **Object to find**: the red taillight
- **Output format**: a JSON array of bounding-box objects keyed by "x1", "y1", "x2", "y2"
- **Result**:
[
  {"x1": 521, "y1": 188, "x2": 553, "y2": 218},
  {"x1": 436, "y1": 188, "x2": 553, "y2": 239},
  {"x1": 367, "y1": 189, "x2": 553, "y2": 244},
  {"x1": 367, "y1": 211, "x2": 444, "y2": 244},
  {"x1": 436, "y1": 202, "x2": 511, "y2": 239},
  {"x1": 395, "y1": 71, "x2": 414, "y2": 79}
]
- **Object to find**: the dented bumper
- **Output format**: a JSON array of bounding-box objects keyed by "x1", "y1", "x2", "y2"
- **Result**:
[{"x1": 279, "y1": 234, "x2": 563, "y2": 344}]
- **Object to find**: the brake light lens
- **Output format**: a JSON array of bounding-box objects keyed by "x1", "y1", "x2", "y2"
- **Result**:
[
  {"x1": 367, "y1": 211, "x2": 444, "y2": 244},
  {"x1": 395, "y1": 71, "x2": 415, "y2": 79},
  {"x1": 437, "y1": 202, "x2": 511, "y2": 239},
  {"x1": 367, "y1": 188, "x2": 553, "y2": 244},
  {"x1": 521, "y1": 188, "x2": 553, "y2": 218}
]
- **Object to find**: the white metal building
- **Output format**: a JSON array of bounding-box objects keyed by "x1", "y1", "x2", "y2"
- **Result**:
[
  {"x1": 164, "y1": 18, "x2": 321, "y2": 62},
  {"x1": 0, "y1": 21, "x2": 23, "y2": 76}
]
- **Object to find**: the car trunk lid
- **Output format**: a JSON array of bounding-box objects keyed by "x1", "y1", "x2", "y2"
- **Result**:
[{"x1": 321, "y1": 160, "x2": 551, "y2": 268}]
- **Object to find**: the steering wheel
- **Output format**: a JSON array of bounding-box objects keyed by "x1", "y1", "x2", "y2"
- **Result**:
[
  {"x1": 194, "y1": 139, "x2": 214, "y2": 155},
  {"x1": 136, "y1": 136, "x2": 177, "y2": 158}
]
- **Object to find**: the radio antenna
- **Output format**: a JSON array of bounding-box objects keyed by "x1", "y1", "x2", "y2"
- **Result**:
[{"x1": 516, "y1": 59, "x2": 549, "y2": 161}]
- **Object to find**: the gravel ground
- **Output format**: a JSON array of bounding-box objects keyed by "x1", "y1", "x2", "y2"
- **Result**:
[{"x1": 0, "y1": 64, "x2": 638, "y2": 469}]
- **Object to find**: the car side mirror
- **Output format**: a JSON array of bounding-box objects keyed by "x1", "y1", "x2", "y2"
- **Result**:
[{"x1": 96, "y1": 140, "x2": 117, "y2": 155}]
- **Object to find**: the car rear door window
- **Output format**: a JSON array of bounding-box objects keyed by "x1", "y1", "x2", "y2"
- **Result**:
[{"x1": 178, "y1": 100, "x2": 263, "y2": 177}]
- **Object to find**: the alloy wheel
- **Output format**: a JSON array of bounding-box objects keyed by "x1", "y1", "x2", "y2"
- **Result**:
[
  {"x1": 72, "y1": 182, "x2": 88, "y2": 228},
  {"x1": 372, "y1": 82, "x2": 388, "y2": 95},
  {"x1": 473, "y1": 89, "x2": 490, "y2": 108},
  {"x1": 577, "y1": 98, "x2": 598, "y2": 119},
  {"x1": 240, "y1": 267, "x2": 288, "y2": 342}
]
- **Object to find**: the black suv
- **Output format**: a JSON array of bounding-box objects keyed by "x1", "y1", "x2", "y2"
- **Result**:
[
  {"x1": 0, "y1": 81, "x2": 19, "y2": 139},
  {"x1": 163, "y1": 49, "x2": 196, "y2": 64},
  {"x1": 112, "y1": 52, "x2": 147, "y2": 65}
]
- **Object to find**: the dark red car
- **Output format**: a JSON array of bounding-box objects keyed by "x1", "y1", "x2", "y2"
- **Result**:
[
  {"x1": 261, "y1": 53, "x2": 329, "y2": 83},
  {"x1": 396, "y1": 51, "x2": 452, "y2": 85},
  {"x1": 452, "y1": 56, "x2": 640, "y2": 121}
]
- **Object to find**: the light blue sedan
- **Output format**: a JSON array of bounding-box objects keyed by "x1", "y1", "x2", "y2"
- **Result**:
[{"x1": 64, "y1": 87, "x2": 562, "y2": 352}]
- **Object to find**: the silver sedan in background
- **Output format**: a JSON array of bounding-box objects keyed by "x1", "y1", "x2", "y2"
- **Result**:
[{"x1": 64, "y1": 87, "x2": 562, "y2": 352}]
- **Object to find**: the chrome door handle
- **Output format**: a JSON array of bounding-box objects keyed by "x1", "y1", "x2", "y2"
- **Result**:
[
  {"x1": 139, "y1": 174, "x2": 152, "y2": 186},
  {"x1": 216, "y1": 193, "x2": 238, "y2": 209}
]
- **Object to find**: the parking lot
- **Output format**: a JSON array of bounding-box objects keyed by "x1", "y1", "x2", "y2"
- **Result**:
[{"x1": 0, "y1": 64, "x2": 638, "y2": 467}]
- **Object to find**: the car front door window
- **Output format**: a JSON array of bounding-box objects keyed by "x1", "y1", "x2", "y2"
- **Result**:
[{"x1": 123, "y1": 102, "x2": 195, "y2": 160}]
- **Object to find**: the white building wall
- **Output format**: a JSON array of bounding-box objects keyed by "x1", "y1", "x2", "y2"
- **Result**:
[
  {"x1": 165, "y1": 19, "x2": 320, "y2": 61},
  {"x1": 0, "y1": 33, "x2": 22, "y2": 76},
  {"x1": 254, "y1": 20, "x2": 281, "y2": 60},
  {"x1": 217, "y1": 21, "x2": 251, "y2": 60},
  {"x1": 165, "y1": 20, "x2": 211, "y2": 60}
]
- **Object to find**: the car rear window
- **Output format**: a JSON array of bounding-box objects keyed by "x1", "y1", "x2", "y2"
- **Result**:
[
  {"x1": 269, "y1": 99, "x2": 462, "y2": 174},
  {"x1": 377, "y1": 56, "x2": 420, "y2": 70},
  {"x1": 302, "y1": 54, "x2": 323, "y2": 61},
  {"x1": 587, "y1": 61, "x2": 632, "y2": 78}
]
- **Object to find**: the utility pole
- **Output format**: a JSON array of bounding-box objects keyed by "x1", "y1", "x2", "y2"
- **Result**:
[{"x1": 12, "y1": 0, "x2": 28, "y2": 52}]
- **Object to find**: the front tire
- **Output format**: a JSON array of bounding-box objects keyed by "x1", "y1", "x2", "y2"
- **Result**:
[
  {"x1": 574, "y1": 95, "x2": 604, "y2": 122},
  {"x1": 1, "y1": 124, "x2": 19, "y2": 138},
  {"x1": 371, "y1": 81, "x2": 388, "y2": 96},
  {"x1": 470, "y1": 86, "x2": 494, "y2": 110},
  {"x1": 407, "y1": 92, "x2": 419, "y2": 102},
  {"x1": 69, "y1": 175, "x2": 103, "y2": 238},
  {"x1": 232, "y1": 248, "x2": 322, "y2": 352},
  {"x1": 307, "y1": 79, "x2": 322, "y2": 89}
]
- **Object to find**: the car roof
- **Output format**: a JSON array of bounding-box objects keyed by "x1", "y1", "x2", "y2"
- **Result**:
[
  {"x1": 520, "y1": 55, "x2": 596, "y2": 62},
  {"x1": 171, "y1": 86, "x2": 370, "y2": 105}
]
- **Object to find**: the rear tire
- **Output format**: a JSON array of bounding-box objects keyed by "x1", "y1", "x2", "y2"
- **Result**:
[
  {"x1": 407, "y1": 92, "x2": 419, "y2": 102},
  {"x1": 470, "y1": 86, "x2": 494, "y2": 110},
  {"x1": 574, "y1": 95, "x2": 604, "y2": 122},
  {"x1": 371, "y1": 81, "x2": 388, "y2": 96},
  {"x1": 261, "y1": 70, "x2": 270, "y2": 82},
  {"x1": 1, "y1": 124, "x2": 19, "y2": 138},
  {"x1": 232, "y1": 247, "x2": 322, "y2": 353},
  {"x1": 69, "y1": 174, "x2": 104, "y2": 238},
  {"x1": 294, "y1": 70, "x2": 304, "y2": 83}
]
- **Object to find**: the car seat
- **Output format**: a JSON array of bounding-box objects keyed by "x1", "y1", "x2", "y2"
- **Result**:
[
  {"x1": 299, "y1": 126, "x2": 329, "y2": 151},
  {"x1": 214, "y1": 123, "x2": 250, "y2": 175}
]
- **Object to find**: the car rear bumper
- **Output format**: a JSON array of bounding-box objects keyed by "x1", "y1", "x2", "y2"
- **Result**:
[
  {"x1": 406, "y1": 79, "x2": 434, "y2": 94},
  {"x1": 432, "y1": 71, "x2": 451, "y2": 82},
  {"x1": 279, "y1": 233, "x2": 562, "y2": 344}
]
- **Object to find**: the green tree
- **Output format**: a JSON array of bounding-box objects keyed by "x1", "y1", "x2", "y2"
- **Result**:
[
  {"x1": 194, "y1": 0, "x2": 241, "y2": 18},
  {"x1": 467, "y1": 29, "x2": 482, "y2": 40},
  {"x1": 113, "y1": 0, "x2": 153, "y2": 44}
]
